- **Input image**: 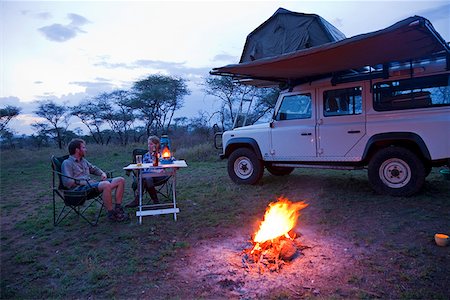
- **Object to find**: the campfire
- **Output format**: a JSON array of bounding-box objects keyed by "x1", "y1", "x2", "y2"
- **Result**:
[{"x1": 243, "y1": 197, "x2": 308, "y2": 272}]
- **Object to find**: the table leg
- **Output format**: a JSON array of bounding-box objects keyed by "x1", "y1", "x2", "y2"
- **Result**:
[
  {"x1": 172, "y1": 170, "x2": 178, "y2": 221},
  {"x1": 139, "y1": 169, "x2": 142, "y2": 224}
]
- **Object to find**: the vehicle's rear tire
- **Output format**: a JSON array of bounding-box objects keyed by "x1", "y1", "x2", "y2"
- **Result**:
[
  {"x1": 228, "y1": 148, "x2": 264, "y2": 185},
  {"x1": 266, "y1": 165, "x2": 295, "y2": 176},
  {"x1": 368, "y1": 146, "x2": 425, "y2": 196},
  {"x1": 424, "y1": 163, "x2": 432, "y2": 177}
]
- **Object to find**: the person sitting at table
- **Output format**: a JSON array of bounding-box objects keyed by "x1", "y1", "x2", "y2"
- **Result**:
[
  {"x1": 125, "y1": 135, "x2": 170, "y2": 208},
  {"x1": 62, "y1": 138, "x2": 129, "y2": 222}
]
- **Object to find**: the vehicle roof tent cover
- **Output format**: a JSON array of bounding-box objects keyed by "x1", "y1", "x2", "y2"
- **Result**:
[
  {"x1": 240, "y1": 7, "x2": 346, "y2": 63},
  {"x1": 213, "y1": 12, "x2": 450, "y2": 87}
]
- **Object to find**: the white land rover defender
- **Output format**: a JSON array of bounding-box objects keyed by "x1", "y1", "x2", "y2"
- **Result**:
[{"x1": 212, "y1": 16, "x2": 450, "y2": 197}]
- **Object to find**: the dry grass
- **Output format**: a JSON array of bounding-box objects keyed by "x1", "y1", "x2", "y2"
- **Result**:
[{"x1": 1, "y1": 145, "x2": 449, "y2": 299}]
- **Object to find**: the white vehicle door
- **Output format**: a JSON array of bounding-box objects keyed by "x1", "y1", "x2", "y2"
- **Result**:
[
  {"x1": 269, "y1": 92, "x2": 317, "y2": 161},
  {"x1": 317, "y1": 85, "x2": 366, "y2": 158}
]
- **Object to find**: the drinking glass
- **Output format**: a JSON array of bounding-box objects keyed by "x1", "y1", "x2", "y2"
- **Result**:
[{"x1": 136, "y1": 155, "x2": 143, "y2": 166}]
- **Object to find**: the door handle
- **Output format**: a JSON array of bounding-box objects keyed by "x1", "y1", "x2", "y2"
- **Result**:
[
  {"x1": 301, "y1": 133, "x2": 312, "y2": 136},
  {"x1": 347, "y1": 130, "x2": 361, "y2": 134}
]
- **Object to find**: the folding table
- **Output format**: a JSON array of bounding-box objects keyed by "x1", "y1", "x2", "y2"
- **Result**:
[{"x1": 123, "y1": 160, "x2": 187, "y2": 224}]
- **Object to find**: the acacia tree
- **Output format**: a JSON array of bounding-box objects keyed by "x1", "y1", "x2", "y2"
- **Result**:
[
  {"x1": 0, "y1": 105, "x2": 21, "y2": 148},
  {"x1": 244, "y1": 87, "x2": 279, "y2": 124},
  {"x1": 71, "y1": 96, "x2": 109, "y2": 145},
  {"x1": 33, "y1": 100, "x2": 69, "y2": 149},
  {"x1": 103, "y1": 90, "x2": 135, "y2": 145},
  {"x1": 131, "y1": 74, "x2": 190, "y2": 136},
  {"x1": 203, "y1": 76, "x2": 240, "y2": 129},
  {"x1": 203, "y1": 75, "x2": 279, "y2": 130},
  {"x1": 0, "y1": 105, "x2": 21, "y2": 132}
]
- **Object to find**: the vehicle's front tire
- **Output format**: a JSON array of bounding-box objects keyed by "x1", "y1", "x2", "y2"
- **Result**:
[
  {"x1": 266, "y1": 165, "x2": 295, "y2": 176},
  {"x1": 368, "y1": 146, "x2": 425, "y2": 196},
  {"x1": 228, "y1": 148, "x2": 264, "y2": 185}
]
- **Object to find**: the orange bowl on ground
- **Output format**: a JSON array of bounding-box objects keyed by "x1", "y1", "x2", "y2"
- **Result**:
[{"x1": 434, "y1": 233, "x2": 449, "y2": 246}]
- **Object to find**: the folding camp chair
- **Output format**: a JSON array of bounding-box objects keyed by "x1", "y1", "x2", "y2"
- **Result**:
[
  {"x1": 127, "y1": 148, "x2": 172, "y2": 204},
  {"x1": 51, "y1": 155, "x2": 105, "y2": 226}
]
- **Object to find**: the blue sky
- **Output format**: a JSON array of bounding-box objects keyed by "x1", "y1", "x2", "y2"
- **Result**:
[{"x1": 1, "y1": 0, "x2": 449, "y2": 135}]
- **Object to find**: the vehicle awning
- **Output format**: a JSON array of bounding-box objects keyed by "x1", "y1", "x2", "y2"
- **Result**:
[{"x1": 211, "y1": 16, "x2": 450, "y2": 86}]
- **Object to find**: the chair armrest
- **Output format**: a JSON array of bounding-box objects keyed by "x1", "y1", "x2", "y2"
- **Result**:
[
  {"x1": 105, "y1": 170, "x2": 115, "y2": 178},
  {"x1": 53, "y1": 170, "x2": 93, "y2": 188}
]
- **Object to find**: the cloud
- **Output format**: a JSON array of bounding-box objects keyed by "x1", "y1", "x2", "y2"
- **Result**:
[
  {"x1": 36, "y1": 12, "x2": 52, "y2": 20},
  {"x1": 39, "y1": 24, "x2": 77, "y2": 42},
  {"x1": 69, "y1": 79, "x2": 116, "y2": 96},
  {"x1": 93, "y1": 60, "x2": 131, "y2": 69},
  {"x1": 67, "y1": 13, "x2": 89, "y2": 27},
  {"x1": 418, "y1": 3, "x2": 450, "y2": 20},
  {"x1": 0, "y1": 97, "x2": 42, "y2": 116},
  {"x1": 38, "y1": 13, "x2": 90, "y2": 42},
  {"x1": 332, "y1": 18, "x2": 344, "y2": 28},
  {"x1": 212, "y1": 53, "x2": 239, "y2": 63},
  {"x1": 94, "y1": 57, "x2": 211, "y2": 79},
  {"x1": 22, "y1": 10, "x2": 52, "y2": 20},
  {"x1": 1, "y1": 96, "x2": 21, "y2": 107},
  {"x1": 134, "y1": 59, "x2": 186, "y2": 70}
]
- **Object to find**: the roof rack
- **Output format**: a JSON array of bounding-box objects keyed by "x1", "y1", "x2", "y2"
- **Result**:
[{"x1": 331, "y1": 51, "x2": 449, "y2": 85}]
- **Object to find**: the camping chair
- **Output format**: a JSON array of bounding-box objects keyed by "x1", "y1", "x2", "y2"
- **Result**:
[
  {"x1": 51, "y1": 155, "x2": 105, "y2": 226},
  {"x1": 127, "y1": 148, "x2": 172, "y2": 204}
]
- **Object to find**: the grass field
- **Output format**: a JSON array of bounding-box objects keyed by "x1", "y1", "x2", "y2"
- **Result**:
[{"x1": 1, "y1": 144, "x2": 449, "y2": 299}]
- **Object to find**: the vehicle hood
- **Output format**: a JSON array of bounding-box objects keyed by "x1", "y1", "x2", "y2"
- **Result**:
[{"x1": 232, "y1": 122, "x2": 270, "y2": 131}]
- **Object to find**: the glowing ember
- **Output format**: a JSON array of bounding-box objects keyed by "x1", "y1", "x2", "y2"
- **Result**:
[{"x1": 253, "y1": 197, "x2": 308, "y2": 244}]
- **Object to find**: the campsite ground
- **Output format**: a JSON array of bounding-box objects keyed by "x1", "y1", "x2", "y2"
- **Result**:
[{"x1": 1, "y1": 145, "x2": 449, "y2": 299}]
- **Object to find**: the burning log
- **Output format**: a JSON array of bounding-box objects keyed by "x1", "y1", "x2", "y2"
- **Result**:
[
  {"x1": 279, "y1": 239, "x2": 297, "y2": 261},
  {"x1": 242, "y1": 197, "x2": 308, "y2": 273}
]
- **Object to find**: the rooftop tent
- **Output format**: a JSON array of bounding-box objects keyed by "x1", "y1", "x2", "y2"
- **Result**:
[
  {"x1": 240, "y1": 8, "x2": 346, "y2": 63},
  {"x1": 212, "y1": 16, "x2": 450, "y2": 86}
]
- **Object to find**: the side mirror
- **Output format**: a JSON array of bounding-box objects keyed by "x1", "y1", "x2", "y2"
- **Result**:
[{"x1": 270, "y1": 120, "x2": 275, "y2": 128}]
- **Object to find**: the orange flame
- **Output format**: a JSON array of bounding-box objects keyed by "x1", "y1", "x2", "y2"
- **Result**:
[
  {"x1": 161, "y1": 146, "x2": 171, "y2": 159},
  {"x1": 253, "y1": 197, "x2": 308, "y2": 243}
]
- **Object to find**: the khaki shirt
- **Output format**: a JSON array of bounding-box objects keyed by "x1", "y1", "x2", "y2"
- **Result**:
[{"x1": 61, "y1": 155, "x2": 103, "y2": 189}]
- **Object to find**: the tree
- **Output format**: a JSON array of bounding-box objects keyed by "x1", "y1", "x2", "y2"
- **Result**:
[
  {"x1": 0, "y1": 105, "x2": 21, "y2": 132},
  {"x1": 33, "y1": 100, "x2": 69, "y2": 149},
  {"x1": 71, "y1": 97, "x2": 109, "y2": 145},
  {"x1": 131, "y1": 74, "x2": 190, "y2": 136},
  {"x1": 203, "y1": 76, "x2": 240, "y2": 129},
  {"x1": 203, "y1": 75, "x2": 279, "y2": 130},
  {"x1": 0, "y1": 106, "x2": 21, "y2": 147},
  {"x1": 30, "y1": 130, "x2": 51, "y2": 149},
  {"x1": 243, "y1": 87, "x2": 279, "y2": 124},
  {"x1": 100, "y1": 90, "x2": 135, "y2": 145}
]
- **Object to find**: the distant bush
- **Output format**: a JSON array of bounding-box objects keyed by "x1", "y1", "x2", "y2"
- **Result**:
[{"x1": 174, "y1": 142, "x2": 220, "y2": 162}]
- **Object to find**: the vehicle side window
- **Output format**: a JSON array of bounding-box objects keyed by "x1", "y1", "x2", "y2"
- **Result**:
[
  {"x1": 373, "y1": 74, "x2": 450, "y2": 111},
  {"x1": 323, "y1": 87, "x2": 362, "y2": 117},
  {"x1": 275, "y1": 94, "x2": 312, "y2": 121}
]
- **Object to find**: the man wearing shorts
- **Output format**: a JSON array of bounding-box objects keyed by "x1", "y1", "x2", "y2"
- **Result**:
[{"x1": 62, "y1": 138, "x2": 128, "y2": 222}]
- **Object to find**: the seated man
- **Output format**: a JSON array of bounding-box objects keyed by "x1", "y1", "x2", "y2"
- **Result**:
[
  {"x1": 62, "y1": 138, "x2": 128, "y2": 222},
  {"x1": 125, "y1": 135, "x2": 169, "y2": 208}
]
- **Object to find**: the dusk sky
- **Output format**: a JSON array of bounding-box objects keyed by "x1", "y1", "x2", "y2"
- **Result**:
[{"x1": 1, "y1": 0, "x2": 449, "y2": 135}]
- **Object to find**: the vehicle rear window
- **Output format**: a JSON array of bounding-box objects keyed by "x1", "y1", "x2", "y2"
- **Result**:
[
  {"x1": 373, "y1": 74, "x2": 450, "y2": 111},
  {"x1": 323, "y1": 87, "x2": 362, "y2": 117}
]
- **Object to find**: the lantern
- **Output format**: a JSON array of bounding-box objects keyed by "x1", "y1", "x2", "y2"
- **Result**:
[{"x1": 160, "y1": 134, "x2": 173, "y2": 164}]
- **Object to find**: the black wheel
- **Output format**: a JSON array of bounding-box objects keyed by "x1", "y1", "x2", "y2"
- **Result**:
[
  {"x1": 266, "y1": 165, "x2": 295, "y2": 176},
  {"x1": 424, "y1": 163, "x2": 432, "y2": 177},
  {"x1": 368, "y1": 146, "x2": 425, "y2": 196},
  {"x1": 227, "y1": 148, "x2": 264, "y2": 185}
]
